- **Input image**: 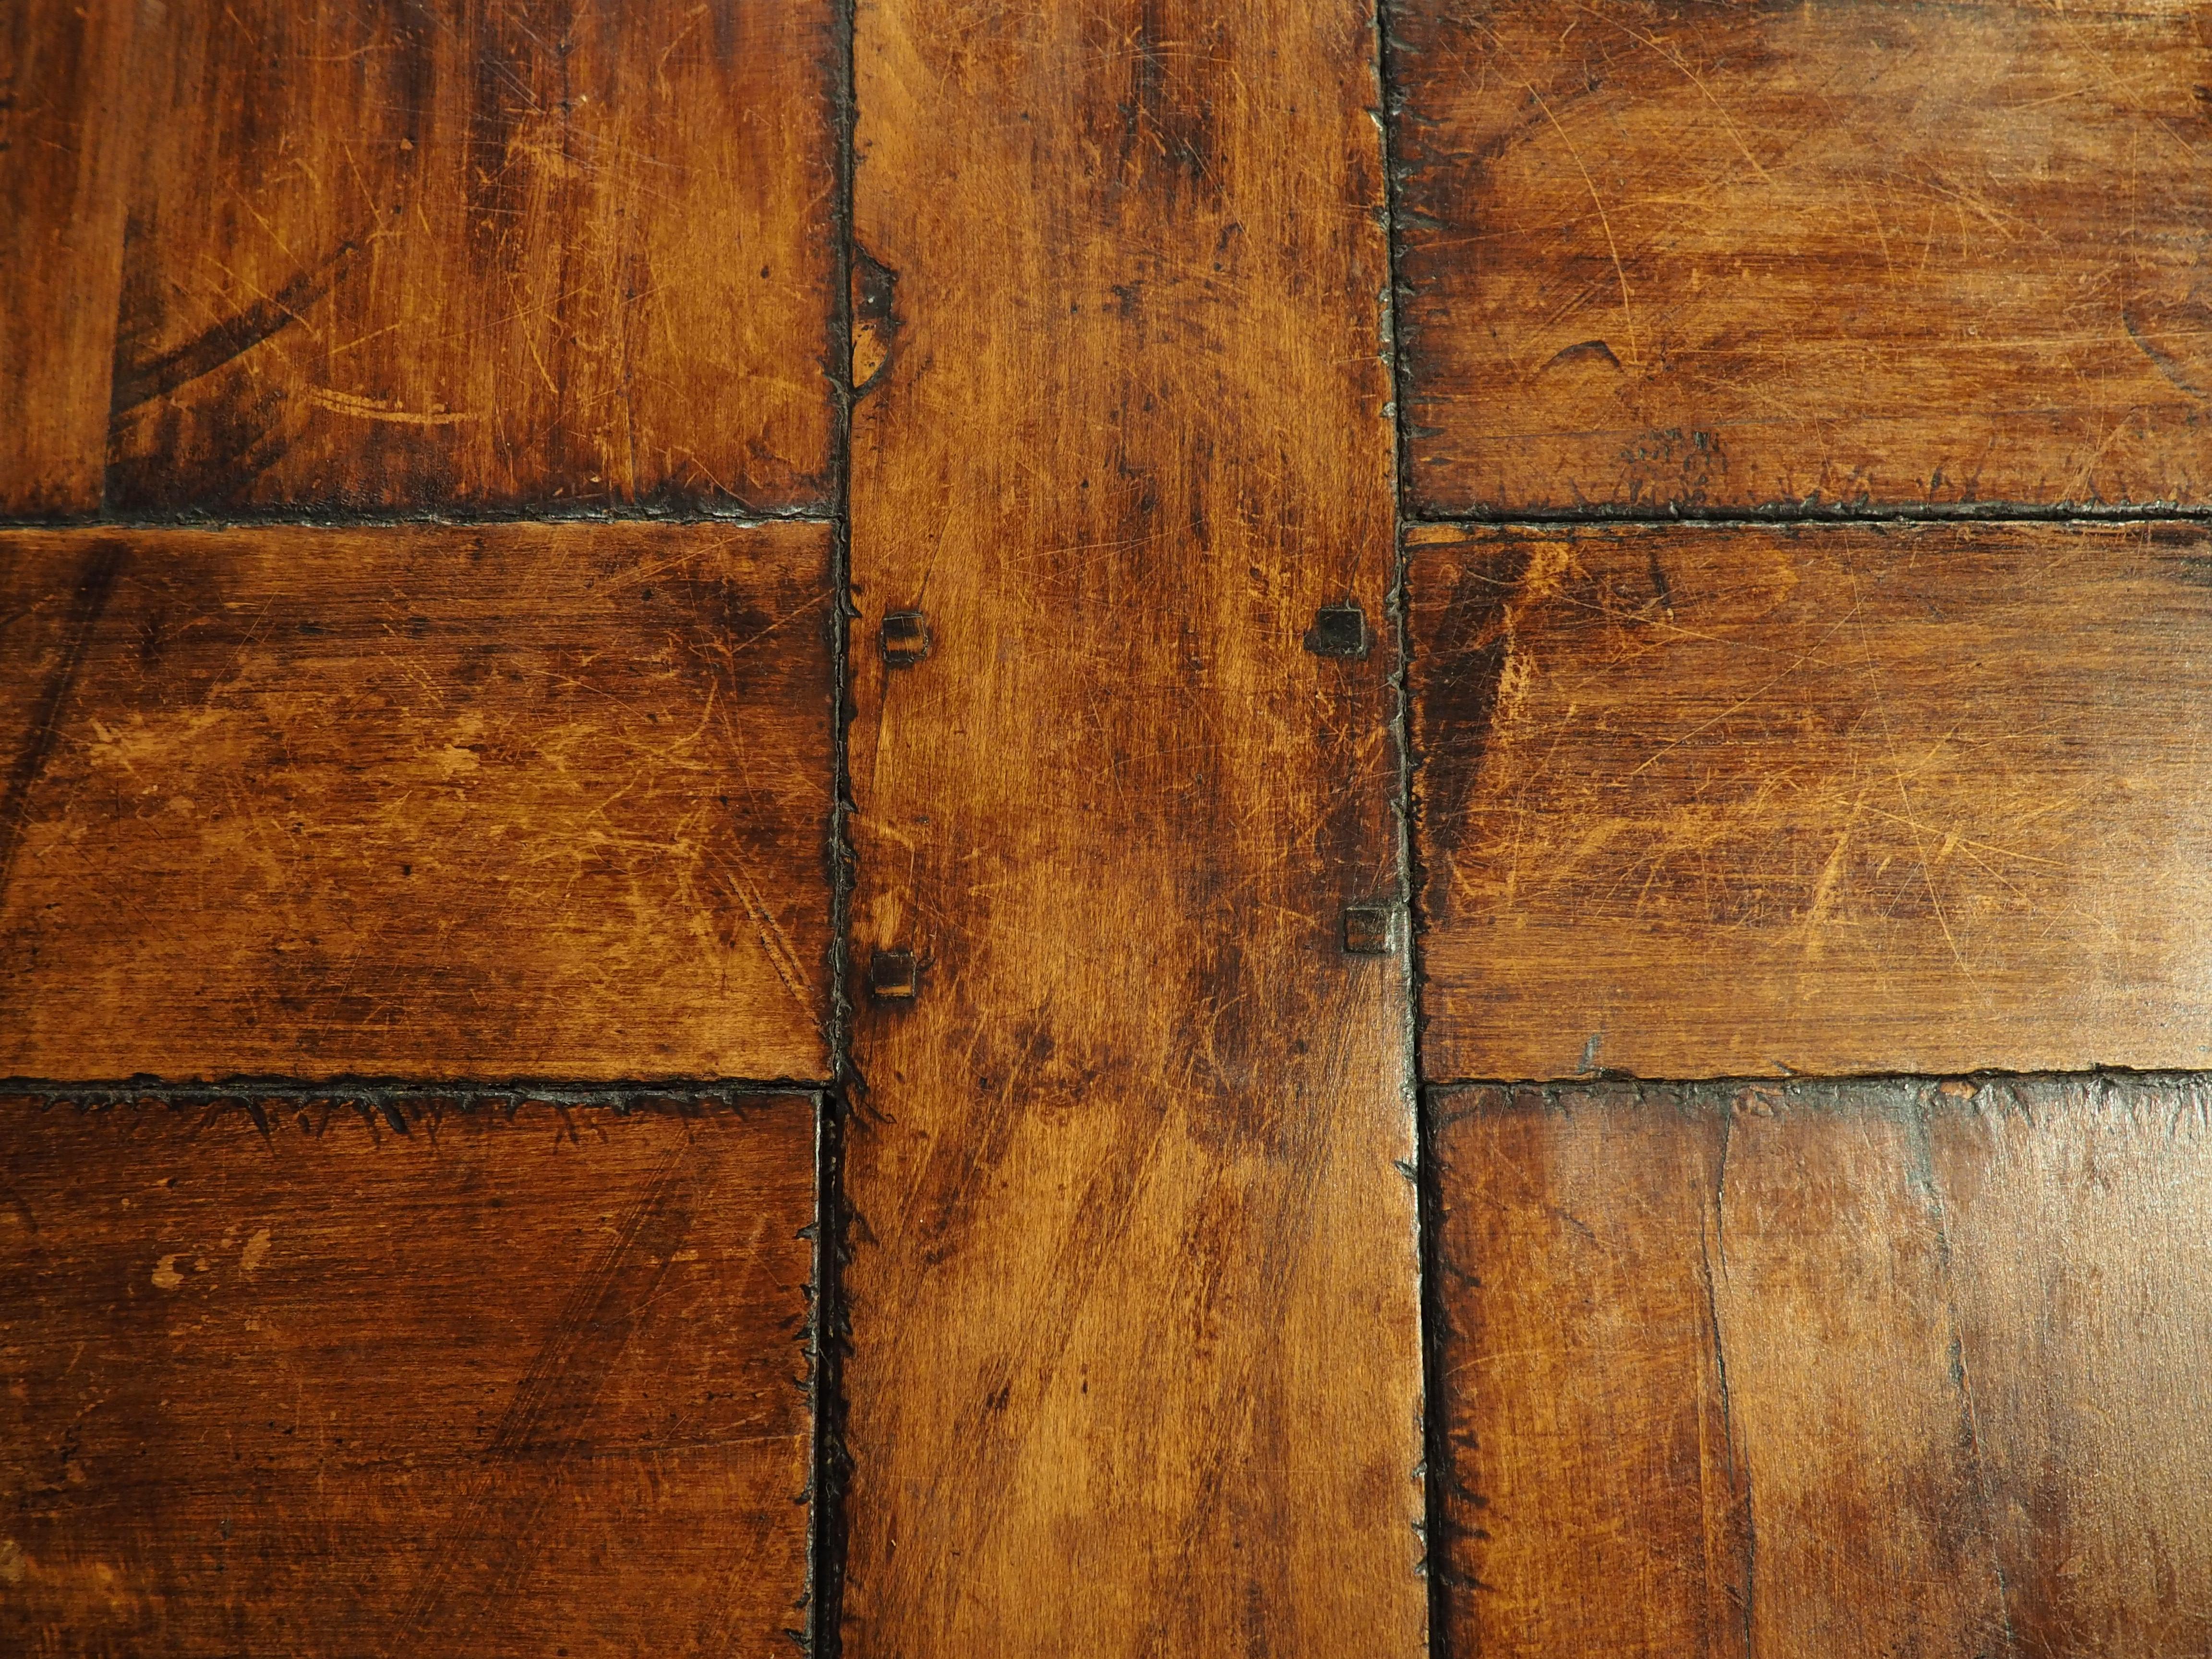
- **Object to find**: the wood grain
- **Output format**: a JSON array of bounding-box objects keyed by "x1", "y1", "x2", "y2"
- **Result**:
[
  {"x1": 0, "y1": 1090, "x2": 816, "y2": 1658},
  {"x1": 840, "y1": 0, "x2": 1424, "y2": 1651},
  {"x1": 6, "y1": 0, "x2": 839, "y2": 516},
  {"x1": 1410, "y1": 520, "x2": 2212, "y2": 1082},
  {"x1": 1435, "y1": 1076, "x2": 2212, "y2": 1659},
  {"x1": 1390, "y1": 0, "x2": 2212, "y2": 515},
  {"x1": 0, "y1": 0, "x2": 132, "y2": 516},
  {"x1": 0, "y1": 521, "x2": 834, "y2": 1082},
  {"x1": 1932, "y1": 1076, "x2": 2212, "y2": 1657}
]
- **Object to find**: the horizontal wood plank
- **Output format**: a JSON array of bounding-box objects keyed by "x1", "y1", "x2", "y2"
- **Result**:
[
  {"x1": 0, "y1": 522, "x2": 834, "y2": 1082},
  {"x1": 1410, "y1": 521, "x2": 2212, "y2": 1081},
  {"x1": 1434, "y1": 1076, "x2": 2212, "y2": 1659},
  {"x1": 841, "y1": 0, "x2": 1425, "y2": 1650},
  {"x1": 0, "y1": 1090, "x2": 817, "y2": 1658},
  {"x1": 5, "y1": 0, "x2": 840, "y2": 516},
  {"x1": 1390, "y1": 0, "x2": 2212, "y2": 515}
]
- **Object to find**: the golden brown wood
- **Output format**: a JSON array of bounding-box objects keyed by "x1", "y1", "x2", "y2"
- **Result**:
[
  {"x1": 1390, "y1": 0, "x2": 2212, "y2": 515},
  {"x1": 0, "y1": 522, "x2": 834, "y2": 1082},
  {"x1": 1932, "y1": 1077, "x2": 2212, "y2": 1657},
  {"x1": 0, "y1": 1090, "x2": 816, "y2": 1658},
  {"x1": 0, "y1": 0, "x2": 132, "y2": 516},
  {"x1": 1410, "y1": 520, "x2": 2212, "y2": 1082},
  {"x1": 1430, "y1": 1087, "x2": 1749, "y2": 1657},
  {"x1": 1435, "y1": 1077, "x2": 2212, "y2": 1659},
  {"x1": 840, "y1": 0, "x2": 1424, "y2": 1650},
  {"x1": 7, "y1": 0, "x2": 839, "y2": 515}
]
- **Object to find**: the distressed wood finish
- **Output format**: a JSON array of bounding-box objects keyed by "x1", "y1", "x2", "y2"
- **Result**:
[
  {"x1": 0, "y1": 522, "x2": 834, "y2": 1082},
  {"x1": 1390, "y1": 0, "x2": 2212, "y2": 515},
  {"x1": 0, "y1": 0, "x2": 133, "y2": 517},
  {"x1": 1410, "y1": 520, "x2": 2212, "y2": 1082},
  {"x1": 1931, "y1": 1078, "x2": 2212, "y2": 1656},
  {"x1": 1433, "y1": 1077, "x2": 2212, "y2": 1659},
  {"x1": 0, "y1": 1091, "x2": 816, "y2": 1658},
  {"x1": 5, "y1": 0, "x2": 839, "y2": 516},
  {"x1": 841, "y1": 0, "x2": 1424, "y2": 1651}
]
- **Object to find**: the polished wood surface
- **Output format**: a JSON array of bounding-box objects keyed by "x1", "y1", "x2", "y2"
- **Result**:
[
  {"x1": 0, "y1": 522, "x2": 835, "y2": 1082},
  {"x1": 0, "y1": 1090, "x2": 816, "y2": 1658},
  {"x1": 8, "y1": 0, "x2": 2212, "y2": 1650},
  {"x1": 1432, "y1": 1076, "x2": 2212, "y2": 1659},
  {"x1": 1390, "y1": 0, "x2": 2212, "y2": 515},
  {"x1": 1410, "y1": 520, "x2": 2212, "y2": 1082},
  {"x1": 4, "y1": 0, "x2": 838, "y2": 516},
  {"x1": 840, "y1": 0, "x2": 1424, "y2": 1649}
]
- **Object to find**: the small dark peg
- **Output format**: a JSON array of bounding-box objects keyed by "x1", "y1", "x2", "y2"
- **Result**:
[
  {"x1": 881, "y1": 610, "x2": 932, "y2": 666},
  {"x1": 1341, "y1": 903, "x2": 1397, "y2": 956},
  {"x1": 1304, "y1": 601, "x2": 1370, "y2": 659},
  {"x1": 868, "y1": 947, "x2": 920, "y2": 1000}
]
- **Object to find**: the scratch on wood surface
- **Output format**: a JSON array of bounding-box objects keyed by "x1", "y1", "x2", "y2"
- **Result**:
[
  {"x1": 301, "y1": 387, "x2": 478, "y2": 426},
  {"x1": 0, "y1": 539, "x2": 127, "y2": 907}
]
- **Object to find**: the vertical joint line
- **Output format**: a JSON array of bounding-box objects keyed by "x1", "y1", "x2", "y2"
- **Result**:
[
  {"x1": 809, "y1": 0, "x2": 861, "y2": 1650},
  {"x1": 1371, "y1": 3, "x2": 1441, "y2": 1654}
]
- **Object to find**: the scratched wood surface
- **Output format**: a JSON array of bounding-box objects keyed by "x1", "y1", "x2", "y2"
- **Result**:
[
  {"x1": 1432, "y1": 1076, "x2": 2212, "y2": 1659},
  {"x1": 2, "y1": 0, "x2": 838, "y2": 517},
  {"x1": 0, "y1": 1091, "x2": 816, "y2": 1658},
  {"x1": 840, "y1": 0, "x2": 1424, "y2": 1651},
  {"x1": 0, "y1": 522, "x2": 834, "y2": 1082},
  {"x1": 0, "y1": 0, "x2": 134, "y2": 517},
  {"x1": 1409, "y1": 520, "x2": 2212, "y2": 1082},
  {"x1": 1389, "y1": 0, "x2": 2212, "y2": 515}
]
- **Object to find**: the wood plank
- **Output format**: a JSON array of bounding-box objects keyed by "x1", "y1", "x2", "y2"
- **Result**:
[
  {"x1": 0, "y1": 522, "x2": 834, "y2": 1082},
  {"x1": 1429, "y1": 1084, "x2": 1749, "y2": 1659},
  {"x1": 841, "y1": 0, "x2": 1424, "y2": 1651},
  {"x1": 67, "y1": 0, "x2": 839, "y2": 514},
  {"x1": 1434, "y1": 1078, "x2": 2212, "y2": 1657},
  {"x1": 0, "y1": 0, "x2": 132, "y2": 516},
  {"x1": 1389, "y1": 0, "x2": 2212, "y2": 516},
  {"x1": 1711, "y1": 1092, "x2": 2008, "y2": 1656},
  {"x1": 1409, "y1": 520, "x2": 2212, "y2": 1082},
  {"x1": 1933, "y1": 1075, "x2": 2212, "y2": 1656},
  {"x1": 0, "y1": 1089, "x2": 816, "y2": 1658}
]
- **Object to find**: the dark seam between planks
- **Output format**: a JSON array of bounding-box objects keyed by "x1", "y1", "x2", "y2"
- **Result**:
[
  {"x1": 0, "y1": 503, "x2": 841, "y2": 533},
  {"x1": 1405, "y1": 503, "x2": 2212, "y2": 529},
  {"x1": 0, "y1": 1078, "x2": 825, "y2": 1106},
  {"x1": 1420, "y1": 1065, "x2": 2212, "y2": 1092},
  {"x1": 1374, "y1": 4, "x2": 1443, "y2": 1652},
  {"x1": 808, "y1": 0, "x2": 862, "y2": 1648}
]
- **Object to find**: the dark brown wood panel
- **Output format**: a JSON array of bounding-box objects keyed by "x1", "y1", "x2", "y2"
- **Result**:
[
  {"x1": 0, "y1": 0, "x2": 133, "y2": 516},
  {"x1": 1410, "y1": 520, "x2": 2212, "y2": 1082},
  {"x1": 6, "y1": 0, "x2": 839, "y2": 516},
  {"x1": 1433, "y1": 1076, "x2": 2212, "y2": 1659},
  {"x1": 841, "y1": 0, "x2": 1424, "y2": 1651},
  {"x1": 0, "y1": 522, "x2": 834, "y2": 1082},
  {"x1": 1390, "y1": 0, "x2": 2212, "y2": 515},
  {"x1": 0, "y1": 1090, "x2": 816, "y2": 1658}
]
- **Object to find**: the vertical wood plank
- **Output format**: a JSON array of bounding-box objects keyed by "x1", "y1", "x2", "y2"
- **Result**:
[
  {"x1": 1435, "y1": 1083, "x2": 2021, "y2": 1658},
  {"x1": 1431, "y1": 1085, "x2": 1750, "y2": 1659},
  {"x1": 0, "y1": 0, "x2": 132, "y2": 516},
  {"x1": 1714, "y1": 1091, "x2": 2011, "y2": 1657},
  {"x1": 841, "y1": 0, "x2": 1423, "y2": 1651},
  {"x1": 1933, "y1": 1077, "x2": 2212, "y2": 1656}
]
